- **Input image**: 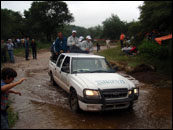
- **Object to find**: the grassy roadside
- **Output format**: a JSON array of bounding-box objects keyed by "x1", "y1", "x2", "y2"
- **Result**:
[
  {"x1": 97, "y1": 45, "x2": 142, "y2": 68},
  {"x1": 13, "y1": 41, "x2": 51, "y2": 57},
  {"x1": 7, "y1": 106, "x2": 19, "y2": 128}
]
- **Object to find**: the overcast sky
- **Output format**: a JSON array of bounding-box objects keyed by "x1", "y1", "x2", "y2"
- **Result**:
[{"x1": 1, "y1": 1, "x2": 144, "y2": 28}]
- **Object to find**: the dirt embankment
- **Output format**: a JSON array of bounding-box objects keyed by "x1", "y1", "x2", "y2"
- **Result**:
[{"x1": 110, "y1": 61, "x2": 172, "y2": 87}]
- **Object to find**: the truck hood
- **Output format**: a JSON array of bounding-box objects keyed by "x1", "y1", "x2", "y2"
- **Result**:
[{"x1": 74, "y1": 73, "x2": 135, "y2": 90}]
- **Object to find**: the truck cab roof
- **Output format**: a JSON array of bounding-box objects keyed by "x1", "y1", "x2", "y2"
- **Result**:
[{"x1": 60, "y1": 53, "x2": 105, "y2": 59}]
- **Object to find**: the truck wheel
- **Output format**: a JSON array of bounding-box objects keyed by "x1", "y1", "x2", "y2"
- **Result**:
[
  {"x1": 50, "y1": 72, "x2": 56, "y2": 86},
  {"x1": 69, "y1": 89, "x2": 81, "y2": 113}
]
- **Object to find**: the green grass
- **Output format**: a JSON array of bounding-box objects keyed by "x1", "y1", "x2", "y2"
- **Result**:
[
  {"x1": 5, "y1": 100, "x2": 19, "y2": 128},
  {"x1": 97, "y1": 44, "x2": 142, "y2": 67},
  {"x1": 97, "y1": 43, "x2": 172, "y2": 77},
  {"x1": 13, "y1": 41, "x2": 51, "y2": 57},
  {"x1": 7, "y1": 107, "x2": 19, "y2": 128},
  {"x1": 36, "y1": 41, "x2": 51, "y2": 49},
  {"x1": 13, "y1": 48, "x2": 25, "y2": 57}
]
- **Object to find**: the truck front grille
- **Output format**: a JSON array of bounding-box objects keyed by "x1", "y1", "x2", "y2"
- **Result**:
[{"x1": 101, "y1": 88, "x2": 128, "y2": 100}]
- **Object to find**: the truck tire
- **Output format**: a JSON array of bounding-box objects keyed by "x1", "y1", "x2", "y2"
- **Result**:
[
  {"x1": 69, "y1": 89, "x2": 81, "y2": 113},
  {"x1": 50, "y1": 72, "x2": 56, "y2": 86}
]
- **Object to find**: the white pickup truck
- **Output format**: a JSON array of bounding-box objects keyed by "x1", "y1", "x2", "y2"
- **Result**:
[{"x1": 48, "y1": 53, "x2": 139, "y2": 112}]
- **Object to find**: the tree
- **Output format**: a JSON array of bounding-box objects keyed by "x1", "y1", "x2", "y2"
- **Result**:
[
  {"x1": 102, "y1": 14, "x2": 128, "y2": 40},
  {"x1": 88, "y1": 25, "x2": 103, "y2": 39},
  {"x1": 139, "y1": 1, "x2": 172, "y2": 34},
  {"x1": 56, "y1": 24, "x2": 89, "y2": 40},
  {"x1": 1, "y1": 9, "x2": 24, "y2": 40},
  {"x1": 24, "y1": 1, "x2": 74, "y2": 41}
]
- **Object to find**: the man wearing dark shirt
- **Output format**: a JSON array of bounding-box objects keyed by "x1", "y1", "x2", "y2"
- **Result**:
[
  {"x1": 54, "y1": 32, "x2": 69, "y2": 59},
  {"x1": 31, "y1": 39, "x2": 37, "y2": 59}
]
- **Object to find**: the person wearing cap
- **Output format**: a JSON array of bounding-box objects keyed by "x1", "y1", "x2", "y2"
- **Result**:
[
  {"x1": 80, "y1": 35, "x2": 93, "y2": 54},
  {"x1": 78, "y1": 36, "x2": 84, "y2": 49},
  {"x1": 67, "y1": 30, "x2": 80, "y2": 53},
  {"x1": 79, "y1": 36, "x2": 84, "y2": 43}
]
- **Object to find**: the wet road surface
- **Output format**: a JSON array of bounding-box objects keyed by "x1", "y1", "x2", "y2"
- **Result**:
[{"x1": 2, "y1": 49, "x2": 172, "y2": 129}]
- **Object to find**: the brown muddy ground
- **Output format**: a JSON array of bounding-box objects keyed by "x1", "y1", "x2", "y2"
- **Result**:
[{"x1": 1, "y1": 49, "x2": 172, "y2": 129}]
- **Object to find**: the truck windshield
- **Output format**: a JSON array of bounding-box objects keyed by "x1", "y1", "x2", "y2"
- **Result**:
[{"x1": 72, "y1": 58, "x2": 114, "y2": 73}]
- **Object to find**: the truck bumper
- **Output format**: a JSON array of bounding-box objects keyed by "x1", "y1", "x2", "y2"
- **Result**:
[
  {"x1": 78, "y1": 100, "x2": 131, "y2": 111},
  {"x1": 78, "y1": 95, "x2": 138, "y2": 111}
]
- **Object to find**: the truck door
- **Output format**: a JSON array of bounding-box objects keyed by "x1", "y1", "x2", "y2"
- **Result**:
[
  {"x1": 61, "y1": 56, "x2": 70, "y2": 91},
  {"x1": 55, "y1": 54, "x2": 65, "y2": 81}
]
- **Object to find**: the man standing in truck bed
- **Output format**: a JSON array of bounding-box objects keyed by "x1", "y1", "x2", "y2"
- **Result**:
[
  {"x1": 54, "y1": 32, "x2": 69, "y2": 60},
  {"x1": 67, "y1": 30, "x2": 81, "y2": 53},
  {"x1": 80, "y1": 35, "x2": 93, "y2": 54}
]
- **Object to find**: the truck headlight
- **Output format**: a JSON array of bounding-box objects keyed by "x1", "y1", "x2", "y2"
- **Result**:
[
  {"x1": 128, "y1": 88, "x2": 139, "y2": 96},
  {"x1": 84, "y1": 89, "x2": 101, "y2": 99},
  {"x1": 128, "y1": 90, "x2": 133, "y2": 95},
  {"x1": 134, "y1": 88, "x2": 139, "y2": 95}
]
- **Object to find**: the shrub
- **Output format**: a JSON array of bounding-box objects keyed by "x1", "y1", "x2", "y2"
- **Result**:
[{"x1": 138, "y1": 39, "x2": 171, "y2": 59}]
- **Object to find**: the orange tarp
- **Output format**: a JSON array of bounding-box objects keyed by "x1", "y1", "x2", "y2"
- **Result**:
[{"x1": 155, "y1": 34, "x2": 172, "y2": 45}]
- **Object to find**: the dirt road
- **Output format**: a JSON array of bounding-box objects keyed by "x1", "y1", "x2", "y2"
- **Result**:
[{"x1": 2, "y1": 49, "x2": 172, "y2": 129}]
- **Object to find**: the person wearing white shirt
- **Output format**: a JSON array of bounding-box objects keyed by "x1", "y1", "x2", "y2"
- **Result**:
[
  {"x1": 78, "y1": 36, "x2": 84, "y2": 47},
  {"x1": 7, "y1": 39, "x2": 15, "y2": 63},
  {"x1": 80, "y1": 35, "x2": 93, "y2": 54},
  {"x1": 67, "y1": 30, "x2": 80, "y2": 52},
  {"x1": 106, "y1": 39, "x2": 111, "y2": 49}
]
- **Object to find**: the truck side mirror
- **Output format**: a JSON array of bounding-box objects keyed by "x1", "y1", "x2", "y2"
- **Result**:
[
  {"x1": 113, "y1": 66, "x2": 119, "y2": 72},
  {"x1": 61, "y1": 66, "x2": 70, "y2": 73}
]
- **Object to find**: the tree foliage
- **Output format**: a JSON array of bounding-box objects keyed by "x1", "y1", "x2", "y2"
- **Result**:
[
  {"x1": 88, "y1": 25, "x2": 103, "y2": 39},
  {"x1": 102, "y1": 14, "x2": 128, "y2": 39},
  {"x1": 24, "y1": 1, "x2": 74, "y2": 41},
  {"x1": 1, "y1": 9, "x2": 24, "y2": 40},
  {"x1": 139, "y1": 1, "x2": 172, "y2": 33},
  {"x1": 55, "y1": 24, "x2": 89, "y2": 40},
  {"x1": 127, "y1": 21, "x2": 141, "y2": 37},
  {"x1": 1, "y1": 1, "x2": 74, "y2": 41},
  {"x1": 1, "y1": 1, "x2": 172, "y2": 43}
]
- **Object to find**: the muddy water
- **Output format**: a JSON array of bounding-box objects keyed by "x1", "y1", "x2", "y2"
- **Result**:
[{"x1": 2, "y1": 50, "x2": 172, "y2": 129}]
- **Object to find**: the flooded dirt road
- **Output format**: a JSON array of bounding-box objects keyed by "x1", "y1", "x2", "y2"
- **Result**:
[{"x1": 2, "y1": 49, "x2": 172, "y2": 129}]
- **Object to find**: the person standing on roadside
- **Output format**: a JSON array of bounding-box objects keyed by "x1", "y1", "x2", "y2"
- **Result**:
[
  {"x1": 1, "y1": 40, "x2": 7, "y2": 63},
  {"x1": 7, "y1": 39, "x2": 15, "y2": 63},
  {"x1": 106, "y1": 39, "x2": 111, "y2": 49},
  {"x1": 30, "y1": 39, "x2": 37, "y2": 59},
  {"x1": 21, "y1": 38, "x2": 25, "y2": 48},
  {"x1": 96, "y1": 42, "x2": 101, "y2": 52},
  {"x1": 24, "y1": 37, "x2": 30, "y2": 60},
  {"x1": 120, "y1": 32, "x2": 125, "y2": 48}
]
